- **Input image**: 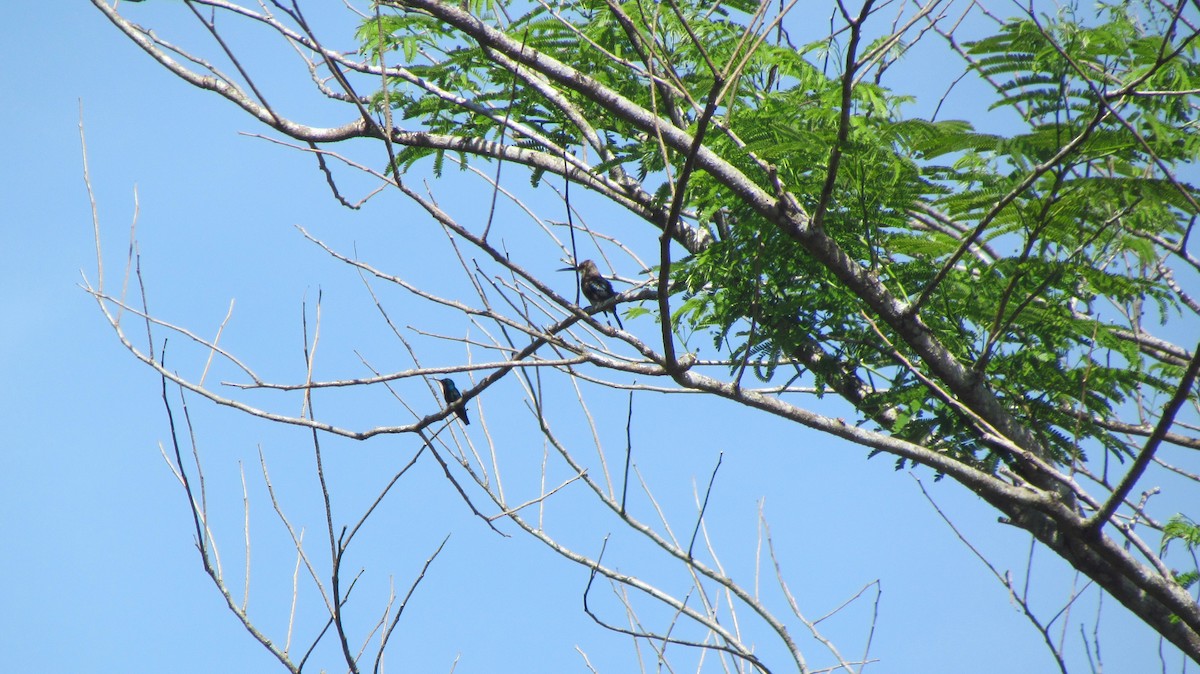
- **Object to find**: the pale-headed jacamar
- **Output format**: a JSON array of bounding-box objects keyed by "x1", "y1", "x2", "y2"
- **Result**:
[{"x1": 559, "y1": 259, "x2": 623, "y2": 329}]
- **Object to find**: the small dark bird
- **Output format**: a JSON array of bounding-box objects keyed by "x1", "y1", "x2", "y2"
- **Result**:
[
  {"x1": 437, "y1": 378, "x2": 470, "y2": 425},
  {"x1": 559, "y1": 259, "x2": 623, "y2": 329}
]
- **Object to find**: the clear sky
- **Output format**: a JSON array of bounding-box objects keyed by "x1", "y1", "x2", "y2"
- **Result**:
[{"x1": 2, "y1": 3, "x2": 1196, "y2": 673}]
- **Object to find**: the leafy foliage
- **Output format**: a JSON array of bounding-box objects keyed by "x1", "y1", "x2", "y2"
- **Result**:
[
  {"x1": 358, "y1": 0, "x2": 1198, "y2": 474},
  {"x1": 1164, "y1": 515, "x2": 1200, "y2": 591},
  {"x1": 672, "y1": 2, "x2": 1200, "y2": 467}
]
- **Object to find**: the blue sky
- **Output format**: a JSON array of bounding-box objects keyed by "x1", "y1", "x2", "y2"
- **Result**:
[{"x1": 2, "y1": 3, "x2": 1197, "y2": 673}]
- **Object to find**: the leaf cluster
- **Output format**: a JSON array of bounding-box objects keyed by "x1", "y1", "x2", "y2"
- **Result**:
[
  {"x1": 671, "y1": 3, "x2": 1200, "y2": 468},
  {"x1": 356, "y1": 0, "x2": 1199, "y2": 472}
]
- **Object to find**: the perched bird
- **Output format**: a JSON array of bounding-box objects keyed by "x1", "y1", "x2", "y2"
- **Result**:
[
  {"x1": 559, "y1": 259, "x2": 623, "y2": 329},
  {"x1": 437, "y1": 378, "x2": 470, "y2": 425}
]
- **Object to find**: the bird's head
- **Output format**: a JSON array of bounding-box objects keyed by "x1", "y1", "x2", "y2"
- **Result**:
[{"x1": 558, "y1": 259, "x2": 599, "y2": 275}]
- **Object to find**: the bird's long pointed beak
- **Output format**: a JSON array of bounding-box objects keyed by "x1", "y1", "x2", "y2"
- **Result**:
[{"x1": 557, "y1": 266, "x2": 577, "y2": 272}]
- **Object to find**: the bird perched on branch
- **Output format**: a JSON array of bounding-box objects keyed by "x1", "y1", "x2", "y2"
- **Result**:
[
  {"x1": 437, "y1": 378, "x2": 470, "y2": 425},
  {"x1": 559, "y1": 259, "x2": 624, "y2": 329}
]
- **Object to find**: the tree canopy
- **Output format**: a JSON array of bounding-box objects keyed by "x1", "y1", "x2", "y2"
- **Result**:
[{"x1": 91, "y1": 0, "x2": 1200, "y2": 671}]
